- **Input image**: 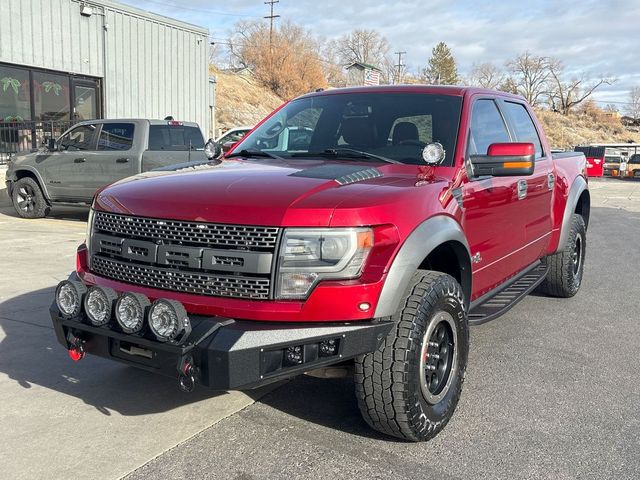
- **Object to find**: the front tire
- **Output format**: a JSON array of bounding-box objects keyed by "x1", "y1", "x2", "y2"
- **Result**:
[
  {"x1": 11, "y1": 177, "x2": 48, "y2": 218},
  {"x1": 540, "y1": 214, "x2": 586, "y2": 298},
  {"x1": 354, "y1": 271, "x2": 469, "y2": 441}
]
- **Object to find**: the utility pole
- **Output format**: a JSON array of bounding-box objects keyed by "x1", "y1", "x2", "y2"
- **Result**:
[
  {"x1": 264, "y1": 0, "x2": 280, "y2": 47},
  {"x1": 395, "y1": 51, "x2": 406, "y2": 84}
]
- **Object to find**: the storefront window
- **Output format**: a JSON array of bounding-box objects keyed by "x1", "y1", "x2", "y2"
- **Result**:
[
  {"x1": 33, "y1": 71, "x2": 70, "y2": 121},
  {"x1": 0, "y1": 65, "x2": 31, "y2": 121}
]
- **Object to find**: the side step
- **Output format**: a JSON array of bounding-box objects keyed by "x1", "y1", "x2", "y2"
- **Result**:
[{"x1": 468, "y1": 261, "x2": 549, "y2": 326}]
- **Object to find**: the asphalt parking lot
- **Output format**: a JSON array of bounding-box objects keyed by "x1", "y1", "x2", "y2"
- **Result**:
[{"x1": 1, "y1": 174, "x2": 640, "y2": 479}]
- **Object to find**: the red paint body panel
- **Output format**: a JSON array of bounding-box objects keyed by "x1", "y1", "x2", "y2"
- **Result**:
[
  {"x1": 487, "y1": 142, "x2": 535, "y2": 157},
  {"x1": 85, "y1": 85, "x2": 586, "y2": 322}
]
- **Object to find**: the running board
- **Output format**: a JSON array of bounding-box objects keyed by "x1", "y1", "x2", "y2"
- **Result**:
[{"x1": 468, "y1": 261, "x2": 549, "y2": 326}]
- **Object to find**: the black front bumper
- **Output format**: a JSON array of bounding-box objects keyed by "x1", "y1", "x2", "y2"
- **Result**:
[{"x1": 50, "y1": 304, "x2": 393, "y2": 391}]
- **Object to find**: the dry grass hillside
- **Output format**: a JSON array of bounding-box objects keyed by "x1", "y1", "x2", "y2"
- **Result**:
[
  {"x1": 212, "y1": 68, "x2": 639, "y2": 149},
  {"x1": 536, "y1": 109, "x2": 640, "y2": 149},
  {"x1": 212, "y1": 67, "x2": 284, "y2": 132}
]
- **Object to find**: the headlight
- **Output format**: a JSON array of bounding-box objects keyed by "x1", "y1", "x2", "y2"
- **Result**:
[
  {"x1": 276, "y1": 228, "x2": 373, "y2": 299},
  {"x1": 55, "y1": 280, "x2": 87, "y2": 318},
  {"x1": 84, "y1": 286, "x2": 117, "y2": 326},
  {"x1": 115, "y1": 292, "x2": 150, "y2": 333},
  {"x1": 148, "y1": 299, "x2": 192, "y2": 344}
]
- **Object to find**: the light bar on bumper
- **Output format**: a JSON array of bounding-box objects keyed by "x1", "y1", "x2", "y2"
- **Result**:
[{"x1": 275, "y1": 228, "x2": 373, "y2": 299}]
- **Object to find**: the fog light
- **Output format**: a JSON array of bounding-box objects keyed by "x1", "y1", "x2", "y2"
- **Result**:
[
  {"x1": 84, "y1": 286, "x2": 117, "y2": 326},
  {"x1": 284, "y1": 345, "x2": 303, "y2": 366},
  {"x1": 148, "y1": 299, "x2": 191, "y2": 344},
  {"x1": 115, "y1": 292, "x2": 150, "y2": 333},
  {"x1": 319, "y1": 339, "x2": 338, "y2": 357},
  {"x1": 55, "y1": 280, "x2": 87, "y2": 318}
]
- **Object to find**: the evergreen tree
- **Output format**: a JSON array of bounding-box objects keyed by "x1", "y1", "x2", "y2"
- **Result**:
[{"x1": 423, "y1": 42, "x2": 458, "y2": 85}]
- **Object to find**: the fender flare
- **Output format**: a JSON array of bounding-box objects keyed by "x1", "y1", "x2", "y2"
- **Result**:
[
  {"x1": 556, "y1": 175, "x2": 589, "y2": 253},
  {"x1": 12, "y1": 166, "x2": 52, "y2": 201},
  {"x1": 374, "y1": 215, "x2": 471, "y2": 318}
]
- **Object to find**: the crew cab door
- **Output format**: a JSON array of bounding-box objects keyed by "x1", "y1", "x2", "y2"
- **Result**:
[
  {"x1": 89, "y1": 122, "x2": 138, "y2": 190},
  {"x1": 500, "y1": 100, "x2": 553, "y2": 264},
  {"x1": 461, "y1": 98, "x2": 530, "y2": 297},
  {"x1": 44, "y1": 123, "x2": 99, "y2": 201},
  {"x1": 142, "y1": 122, "x2": 207, "y2": 170}
]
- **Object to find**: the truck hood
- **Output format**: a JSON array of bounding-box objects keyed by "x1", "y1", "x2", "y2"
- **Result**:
[{"x1": 94, "y1": 159, "x2": 450, "y2": 227}]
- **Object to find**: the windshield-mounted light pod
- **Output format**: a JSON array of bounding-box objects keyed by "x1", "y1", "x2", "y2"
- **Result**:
[{"x1": 276, "y1": 228, "x2": 373, "y2": 299}]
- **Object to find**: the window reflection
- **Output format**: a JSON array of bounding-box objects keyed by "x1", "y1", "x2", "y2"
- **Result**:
[
  {"x1": 0, "y1": 65, "x2": 30, "y2": 121},
  {"x1": 33, "y1": 71, "x2": 70, "y2": 121}
]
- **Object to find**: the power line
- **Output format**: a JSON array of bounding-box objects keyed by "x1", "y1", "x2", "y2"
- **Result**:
[
  {"x1": 394, "y1": 51, "x2": 406, "y2": 84},
  {"x1": 264, "y1": 0, "x2": 280, "y2": 47}
]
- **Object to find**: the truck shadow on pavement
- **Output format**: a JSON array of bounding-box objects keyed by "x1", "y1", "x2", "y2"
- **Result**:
[
  {"x1": 0, "y1": 287, "x2": 238, "y2": 416},
  {"x1": 256, "y1": 374, "x2": 401, "y2": 441}
]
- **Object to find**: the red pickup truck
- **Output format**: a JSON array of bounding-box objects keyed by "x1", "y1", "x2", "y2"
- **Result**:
[{"x1": 50, "y1": 86, "x2": 589, "y2": 442}]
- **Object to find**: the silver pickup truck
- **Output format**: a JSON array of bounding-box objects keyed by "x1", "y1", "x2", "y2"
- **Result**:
[{"x1": 5, "y1": 118, "x2": 217, "y2": 218}]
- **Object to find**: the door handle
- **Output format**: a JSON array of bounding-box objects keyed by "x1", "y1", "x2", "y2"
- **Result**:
[
  {"x1": 116, "y1": 158, "x2": 129, "y2": 163},
  {"x1": 74, "y1": 158, "x2": 85, "y2": 163},
  {"x1": 517, "y1": 179, "x2": 528, "y2": 200}
]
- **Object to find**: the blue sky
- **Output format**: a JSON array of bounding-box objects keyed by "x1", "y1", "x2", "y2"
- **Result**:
[{"x1": 119, "y1": 0, "x2": 639, "y2": 107}]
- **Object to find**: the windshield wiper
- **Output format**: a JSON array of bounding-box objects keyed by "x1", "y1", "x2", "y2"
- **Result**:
[
  {"x1": 292, "y1": 148, "x2": 399, "y2": 164},
  {"x1": 226, "y1": 149, "x2": 283, "y2": 160}
]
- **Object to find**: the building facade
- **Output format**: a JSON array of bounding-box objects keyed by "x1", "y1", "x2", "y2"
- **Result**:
[{"x1": 0, "y1": 0, "x2": 211, "y2": 158}]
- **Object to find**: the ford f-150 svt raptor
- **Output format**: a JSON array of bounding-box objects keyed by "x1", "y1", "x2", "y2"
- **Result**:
[{"x1": 50, "y1": 85, "x2": 589, "y2": 442}]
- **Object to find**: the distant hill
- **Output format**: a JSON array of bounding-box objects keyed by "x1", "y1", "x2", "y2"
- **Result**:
[
  {"x1": 536, "y1": 109, "x2": 640, "y2": 149},
  {"x1": 212, "y1": 67, "x2": 283, "y2": 133}
]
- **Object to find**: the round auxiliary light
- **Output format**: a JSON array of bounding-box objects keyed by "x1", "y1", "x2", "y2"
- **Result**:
[
  {"x1": 148, "y1": 299, "x2": 191, "y2": 344},
  {"x1": 115, "y1": 292, "x2": 150, "y2": 334},
  {"x1": 55, "y1": 280, "x2": 87, "y2": 319},
  {"x1": 84, "y1": 286, "x2": 118, "y2": 326},
  {"x1": 421, "y1": 142, "x2": 446, "y2": 165}
]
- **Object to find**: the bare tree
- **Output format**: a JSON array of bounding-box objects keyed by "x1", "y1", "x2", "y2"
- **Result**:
[
  {"x1": 506, "y1": 52, "x2": 553, "y2": 107},
  {"x1": 627, "y1": 87, "x2": 640, "y2": 120},
  {"x1": 328, "y1": 29, "x2": 390, "y2": 67},
  {"x1": 229, "y1": 20, "x2": 327, "y2": 99},
  {"x1": 469, "y1": 62, "x2": 505, "y2": 89},
  {"x1": 547, "y1": 60, "x2": 615, "y2": 115}
]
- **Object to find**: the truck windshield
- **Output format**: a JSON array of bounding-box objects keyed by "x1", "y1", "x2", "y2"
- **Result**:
[{"x1": 237, "y1": 93, "x2": 463, "y2": 166}]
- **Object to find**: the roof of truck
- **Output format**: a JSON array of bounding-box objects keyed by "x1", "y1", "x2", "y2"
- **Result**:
[{"x1": 299, "y1": 84, "x2": 524, "y2": 100}]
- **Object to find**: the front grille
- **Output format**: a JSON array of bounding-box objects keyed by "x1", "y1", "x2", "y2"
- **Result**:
[
  {"x1": 92, "y1": 256, "x2": 271, "y2": 300},
  {"x1": 94, "y1": 211, "x2": 280, "y2": 249}
]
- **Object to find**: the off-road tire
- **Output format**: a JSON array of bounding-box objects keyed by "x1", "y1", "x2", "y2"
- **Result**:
[
  {"x1": 354, "y1": 271, "x2": 469, "y2": 442},
  {"x1": 540, "y1": 214, "x2": 586, "y2": 298},
  {"x1": 11, "y1": 177, "x2": 48, "y2": 219}
]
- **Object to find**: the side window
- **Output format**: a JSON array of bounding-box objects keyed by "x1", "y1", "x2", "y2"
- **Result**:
[
  {"x1": 469, "y1": 100, "x2": 510, "y2": 155},
  {"x1": 97, "y1": 123, "x2": 135, "y2": 151},
  {"x1": 148, "y1": 125, "x2": 205, "y2": 151},
  {"x1": 503, "y1": 102, "x2": 544, "y2": 158},
  {"x1": 58, "y1": 124, "x2": 97, "y2": 151}
]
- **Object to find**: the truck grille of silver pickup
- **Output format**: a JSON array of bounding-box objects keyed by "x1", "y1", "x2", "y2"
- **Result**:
[
  {"x1": 90, "y1": 212, "x2": 279, "y2": 300},
  {"x1": 94, "y1": 211, "x2": 280, "y2": 249}
]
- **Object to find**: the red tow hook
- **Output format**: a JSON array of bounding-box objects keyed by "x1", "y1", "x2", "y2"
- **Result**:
[
  {"x1": 178, "y1": 356, "x2": 198, "y2": 393},
  {"x1": 67, "y1": 335, "x2": 85, "y2": 362}
]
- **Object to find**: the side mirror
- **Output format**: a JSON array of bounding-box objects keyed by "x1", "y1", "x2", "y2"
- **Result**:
[
  {"x1": 469, "y1": 142, "x2": 535, "y2": 177},
  {"x1": 204, "y1": 138, "x2": 222, "y2": 160},
  {"x1": 47, "y1": 138, "x2": 57, "y2": 151}
]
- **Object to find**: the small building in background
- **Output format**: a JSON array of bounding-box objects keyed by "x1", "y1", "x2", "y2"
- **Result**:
[
  {"x1": 0, "y1": 0, "x2": 211, "y2": 160},
  {"x1": 345, "y1": 62, "x2": 382, "y2": 87}
]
